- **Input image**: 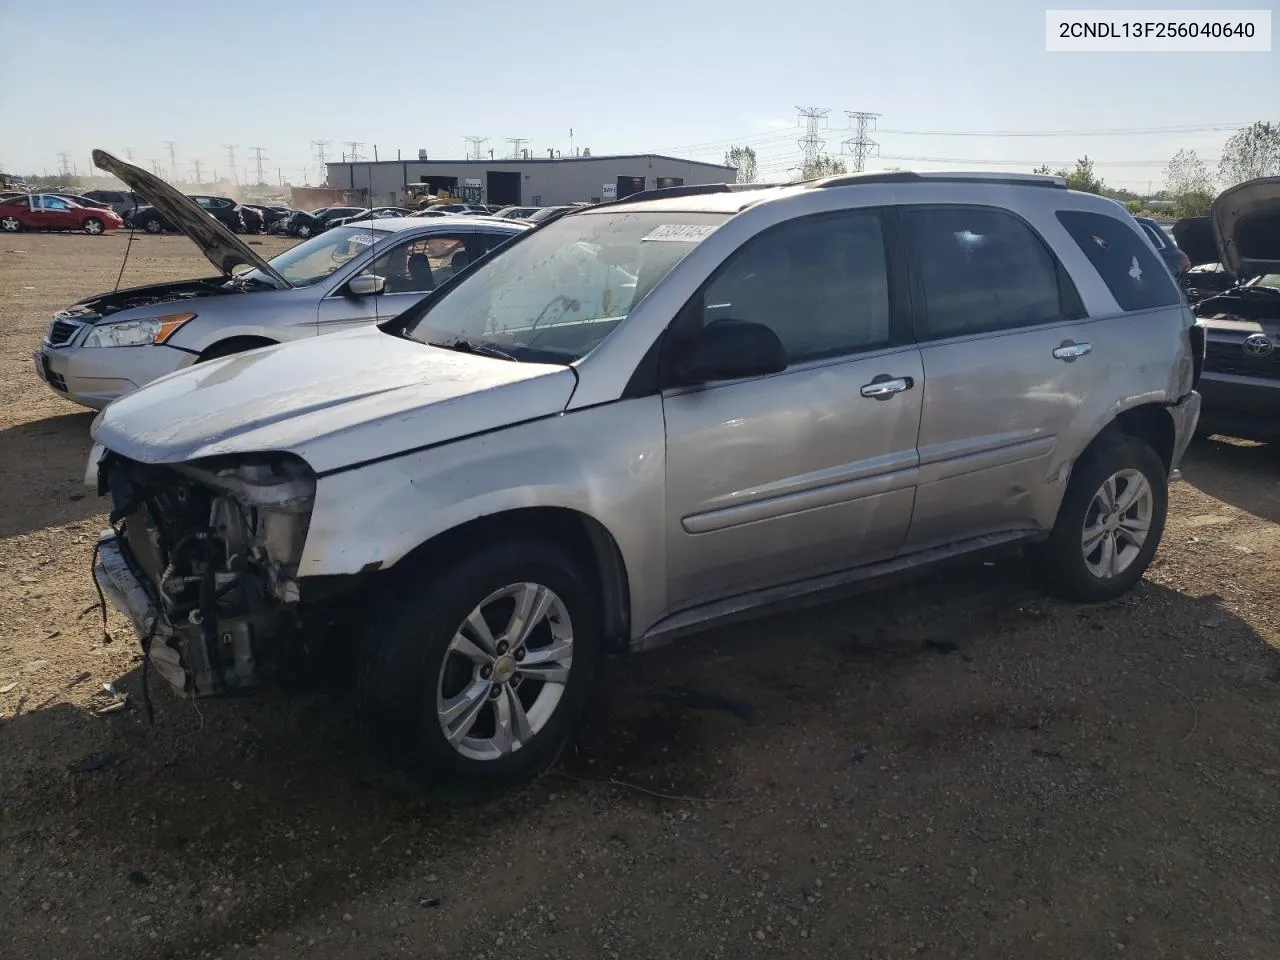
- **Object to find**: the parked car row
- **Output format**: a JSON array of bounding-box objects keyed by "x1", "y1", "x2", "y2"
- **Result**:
[
  {"x1": 0, "y1": 193, "x2": 125, "y2": 234},
  {"x1": 31, "y1": 151, "x2": 1278, "y2": 802}
]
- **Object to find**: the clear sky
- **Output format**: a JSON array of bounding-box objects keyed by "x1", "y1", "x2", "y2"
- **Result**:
[{"x1": 0, "y1": 0, "x2": 1274, "y2": 191}]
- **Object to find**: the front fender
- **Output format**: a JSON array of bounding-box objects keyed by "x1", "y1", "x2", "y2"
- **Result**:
[{"x1": 298, "y1": 397, "x2": 669, "y2": 639}]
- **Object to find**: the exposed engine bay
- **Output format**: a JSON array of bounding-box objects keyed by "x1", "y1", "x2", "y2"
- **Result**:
[
  {"x1": 59, "y1": 278, "x2": 243, "y2": 321},
  {"x1": 94, "y1": 450, "x2": 317, "y2": 696}
]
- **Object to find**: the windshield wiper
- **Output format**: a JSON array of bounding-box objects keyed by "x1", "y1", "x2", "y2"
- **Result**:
[{"x1": 427, "y1": 338, "x2": 518, "y2": 362}]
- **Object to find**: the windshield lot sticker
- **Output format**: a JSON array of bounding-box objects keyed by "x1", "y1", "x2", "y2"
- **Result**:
[
  {"x1": 642, "y1": 224, "x2": 717, "y2": 243},
  {"x1": 347, "y1": 233, "x2": 377, "y2": 247}
]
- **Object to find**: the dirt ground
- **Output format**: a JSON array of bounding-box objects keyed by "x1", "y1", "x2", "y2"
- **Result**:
[{"x1": 1, "y1": 233, "x2": 1278, "y2": 960}]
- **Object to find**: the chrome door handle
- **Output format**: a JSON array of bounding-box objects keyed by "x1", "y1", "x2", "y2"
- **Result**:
[
  {"x1": 1052, "y1": 340, "x2": 1092, "y2": 361},
  {"x1": 860, "y1": 375, "x2": 914, "y2": 400}
]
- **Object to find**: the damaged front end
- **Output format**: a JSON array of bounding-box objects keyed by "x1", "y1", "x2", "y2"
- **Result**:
[{"x1": 92, "y1": 449, "x2": 316, "y2": 697}]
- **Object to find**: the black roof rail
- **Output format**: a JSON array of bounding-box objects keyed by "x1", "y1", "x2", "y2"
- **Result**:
[
  {"x1": 811, "y1": 171, "x2": 1067, "y2": 190},
  {"x1": 593, "y1": 181, "x2": 784, "y2": 208}
]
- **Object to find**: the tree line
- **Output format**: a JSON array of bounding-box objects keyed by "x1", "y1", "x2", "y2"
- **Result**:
[{"x1": 724, "y1": 120, "x2": 1279, "y2": 219}]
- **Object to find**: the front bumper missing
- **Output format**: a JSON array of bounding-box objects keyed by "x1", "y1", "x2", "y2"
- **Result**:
[
  {"x1": 93, "y1": 530, "x2": 276, "y2": 697},
  {"x1": 93, "y1": 530, "x2": 187, "y2": 693}
]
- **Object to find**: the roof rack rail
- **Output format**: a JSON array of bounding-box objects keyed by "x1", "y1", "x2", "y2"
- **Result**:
[{"x1": 812, "y1": 171, "x2": 1067, "y2": 190}]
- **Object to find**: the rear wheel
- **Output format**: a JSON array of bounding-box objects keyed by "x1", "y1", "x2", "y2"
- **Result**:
[
  {"x1": 0, "y1": 215, "x2": 20, "y2": 232},
  {"x1": 1030, "y1": 433, "x2": 1168, "y2": 602},
  {"x1": 356, "y1": 540, "x2": 601, "y2": 802},
  {"x1": 82, "y1": 217, "x2": 104, "y2": 235}
]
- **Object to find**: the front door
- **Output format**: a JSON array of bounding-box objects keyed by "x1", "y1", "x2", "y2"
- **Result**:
[
  {"x1": 662, "y1": 208, "x2": 923, "y2": 611},
  {"x1": 898, "y1": 204, "x2": 1104, "y2": 551},
  {"x1": 32, "y1": 195, "x2": 76, "y2": 229},
  {"x1": 316, "y1": 231, "x2": 512, "y2": 333}
]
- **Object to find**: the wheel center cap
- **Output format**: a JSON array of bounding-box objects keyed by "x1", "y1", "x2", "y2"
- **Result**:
[
  {"x1": 1106, "y1": 512, "x2": 1120, "y2": 532},
  {"x1": 492, "y1": 656, "x2": 516, "y2": 684}
]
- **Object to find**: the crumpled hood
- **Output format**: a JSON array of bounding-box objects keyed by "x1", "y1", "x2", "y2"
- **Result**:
[
  {"x1": 91, "y1": 327, "x2": 578, "y2": 474},
  {"x1": 92, "y1": 149, "x2": 291, "y2": 288},
  {"x1": 1211, "y1": 176, "x2": 1280, "y2": 277}
]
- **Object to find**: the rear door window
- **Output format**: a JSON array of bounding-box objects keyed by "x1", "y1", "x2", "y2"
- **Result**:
[
  {"x1": 903, "y1": 205, "x2": 1076, "y2": 340},
  {"x1": 1056, "y1": 210, "x2": 1181, "y2": 311}
]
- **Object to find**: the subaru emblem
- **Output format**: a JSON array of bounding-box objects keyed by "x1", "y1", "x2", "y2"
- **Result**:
[{"x1": 1242, "y1": 333, "x2": 1274, "y2": 357}]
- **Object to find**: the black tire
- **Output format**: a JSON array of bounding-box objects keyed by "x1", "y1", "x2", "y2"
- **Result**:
[
  {"x1": 196, "y1": 337, "x2": 276, "y2": 363},
  {"x1": 0, "y1": 215, "x2": 21, "y2": 232},
  {"x1": 82, "y1": 217, "x2": 104, "y2": 235},
  {"x1": 356, "y1": 539, "x2": 601, "y2": 802},
  {"x1": 142, "y1": 216, "x2": 164, "y2": 234},
  {"x1": 1029, "y1": 432, "x2": 1168, "y2": 603}
]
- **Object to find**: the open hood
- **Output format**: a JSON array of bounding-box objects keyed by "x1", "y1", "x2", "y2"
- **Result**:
[
  {"x1": 92, "y1": 149, "x2": 291, "y2": 289},
  {"x1": 1172, "y1": 217, "x2": 1220, "y2": 268},
  {"x1": 1211, "y1": 176, "x2": 1280, "y2": 277}
]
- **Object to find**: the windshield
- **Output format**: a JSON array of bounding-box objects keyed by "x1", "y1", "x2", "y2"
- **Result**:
[
  {"x1": 526, "y1": 207, "x2": 568, "y2": 222},
  {"x1": 241, "y1": 225, "x2": 387, "y2": 287},
  {"x1": 400, "y1": 210, "x2": 728, "y2": 363}
]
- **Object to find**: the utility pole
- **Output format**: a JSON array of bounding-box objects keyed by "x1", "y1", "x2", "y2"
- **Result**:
[
  {"x1": 795, "y1": 107, "x2": 830, "y2": 176},
  {"x1": 191, "y1": 158, "x2": 203, "y2": 183},
  {"x1": 311, "y1": 140, "x2": 331, "y2": 183},
  {"x1": 505, "y1": 138, "x2": 528, "y2": 159},
  {"x1": 462, "y1": 136, "x2": 487, "y2": 160},
  {"x1": 163, "y1": 141, "x2": 178, "y2": 181},
  {"x1": 343, "y1": 141, "x2": 364, "y2": 162},
  {"x1": 841, "y1": 111, "x2": 880, "y2": 173},
  {"x1": 251, "y1": 146, "x2": 267, "y2": 185},
  {"x1": 223, "y1": 145, "x2": 238, "y2": 184},
  {"x1": 569, "y1": 128, "x2": 574, "y2": 157},
  {"x1": 56, "y1": 152, "x2": 72, "y2": 178}
]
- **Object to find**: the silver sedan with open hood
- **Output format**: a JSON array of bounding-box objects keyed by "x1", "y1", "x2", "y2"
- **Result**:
[{"x1": 34, "y1": 149, "x2": 526, "y2": 409}]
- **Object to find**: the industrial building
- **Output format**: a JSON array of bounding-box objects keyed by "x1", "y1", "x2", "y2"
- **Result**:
[{"x1": 324, "y1": 153, "x2": 738, "y2": 208}]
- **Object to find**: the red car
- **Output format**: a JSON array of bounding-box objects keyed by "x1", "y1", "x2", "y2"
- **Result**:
[{"x1": 0, "y1": 193, "x2": 124, "y2": 235}]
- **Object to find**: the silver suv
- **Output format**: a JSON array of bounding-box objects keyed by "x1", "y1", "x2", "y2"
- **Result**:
[{"x1": 87, "y1": 172, "x2": 1202, "y2": 797}]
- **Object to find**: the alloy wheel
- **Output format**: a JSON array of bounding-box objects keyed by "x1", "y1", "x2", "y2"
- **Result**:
[
  {"x1": 84, "y1": 218, "x2": 103, "y2": 235},
  {"x1": 1081, "y1": 468, "x2": 1153, "y2": 579},
  {"x1": 1, "y1": 216, "x2": 19, "y2": 232},
  {"x1": 435, "y1": 581, "x2": 574, "y2": 762}
]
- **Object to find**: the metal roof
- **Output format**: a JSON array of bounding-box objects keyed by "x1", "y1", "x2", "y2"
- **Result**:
[{"x1": 327, "y1": 153, "x2": 736, "y2": 171}]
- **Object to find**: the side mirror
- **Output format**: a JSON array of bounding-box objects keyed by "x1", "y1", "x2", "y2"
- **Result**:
[
  {"x1": 677, "y1": 318, "x2": 788, "y2": 384},
  {"x1": 347, "y1": 274, "x2": 385, "y2": 297}
]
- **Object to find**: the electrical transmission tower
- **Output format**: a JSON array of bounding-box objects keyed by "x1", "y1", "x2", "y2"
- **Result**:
[
  {"x1": 841, "y1": 111, "x2": 881, "y2": 173},
  {"x1": 163, "y1": 141, "x2": 178, "y2": 180},
  {"x1": 123, "y1": 147, "x2": 136, "y2": 162},
  {"x1": 191, "y1": 159, "x2": 203, "y2": 183},
  {"x1": 505, "y1": 137, "x2": 528, "y2": 159},
  {"x1": 343, "y1": 141, "x2": 364, "y2": 162},
  {"x1": 148, "y1": 159, "x2": 163, "y2": 176},
  {"x1": 251, "y1": 147, "x2": 266, "y2": 185},
  {"x1": 462, "y1": 136, "x2": 488, "y2": 160},
  {"x1": 56, "y1": 152, "x2": 73, "y2": 178},
  {"x1": 223, "y1": 145, "x2": 238, "y2": 183},
  {"x1": 795, "y1": 106, "x2": 830, "y2": 175},
  {"x1": 311, "y1": 140, "x2": 332, "y2": 182}
]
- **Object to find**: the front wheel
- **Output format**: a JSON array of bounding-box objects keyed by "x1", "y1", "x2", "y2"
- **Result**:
[
  {"x1": 82, "y1": 217, "x2": 104, "y2": 235},
  {"x1": 142, "y1": 216, "x2": 163, "y2": 234},
  {"x1": 1029, "y1": 433, "x2": 1169, "y2": 603},
  {"x1": 0, "y1": 215, "x2": 20, "y2": 232},
  {"x1": 356, "y1": 540, "x2": 601, "y2": 802},
  {"x1": 296, "y1": 223, "x2": 312, "y2": 238}
]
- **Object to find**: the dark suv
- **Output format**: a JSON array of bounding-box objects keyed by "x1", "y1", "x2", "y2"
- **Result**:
[{"x1": 1189, "y1": 177, "x2": 1280, "y2": 443}]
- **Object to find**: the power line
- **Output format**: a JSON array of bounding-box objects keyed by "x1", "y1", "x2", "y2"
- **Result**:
[
  {"x1": 795, "y1": 107, "x2": 830, "y2": 173},
  {"x1": 311, "y1": 140, "x2": 332, "y2": 183},
  {"x1": 842, "y1": 111, "x2": 881, "y2": 173}
]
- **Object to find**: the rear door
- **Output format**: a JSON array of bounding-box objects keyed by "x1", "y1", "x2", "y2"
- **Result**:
[
  {"x1": 661, "y1": 208, "x2": 924, "y2": 611},
  {"x1": 899, "y1": 203, "x2": 1103, "y2": 551}
]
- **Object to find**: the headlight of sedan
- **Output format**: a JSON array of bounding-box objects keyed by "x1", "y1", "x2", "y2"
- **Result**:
[{"x1": 82, "y1": 313, "x2": 195, "y2": 348}]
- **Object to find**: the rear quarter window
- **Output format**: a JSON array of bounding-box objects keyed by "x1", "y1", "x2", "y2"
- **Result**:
[{"x1": 1056, "y1": 210, "x2": 1181, "y2": 311}]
